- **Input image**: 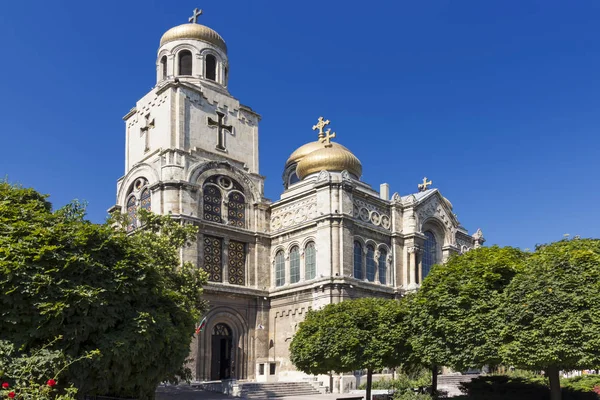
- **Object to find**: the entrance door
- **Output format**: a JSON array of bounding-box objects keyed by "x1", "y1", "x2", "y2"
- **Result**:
[{"x1": 210, "y1": 323, "x2": 232, "y2": 380}]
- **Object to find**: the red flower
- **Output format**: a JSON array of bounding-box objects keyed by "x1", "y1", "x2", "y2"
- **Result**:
[
  {"x1": 1, "y1": 383, "x2": 8, "y2": 389},
  {"x1": 46, "y1": 379, "x2": 56, "y2": 387},
  {"x1": 7, "y1": 392, "x2": 15, "y2": 399}
]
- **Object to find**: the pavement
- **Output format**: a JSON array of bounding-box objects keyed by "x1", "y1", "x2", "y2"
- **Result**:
[{"x1": 156, "y1": 385, "x2": 364, "y2": 400}]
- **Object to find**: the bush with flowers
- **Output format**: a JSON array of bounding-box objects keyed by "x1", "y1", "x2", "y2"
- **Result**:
[{"x1": 0, "y1": 337, "x2": 99, "y2": 400}]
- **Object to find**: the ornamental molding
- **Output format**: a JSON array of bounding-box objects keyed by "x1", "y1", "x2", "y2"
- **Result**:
[
  {"x1": 270, "y1": 197, "x2": 317, "y2": 232},
  {"x1": 353, "y1": 198, "x2": 391, "y2": 230}
]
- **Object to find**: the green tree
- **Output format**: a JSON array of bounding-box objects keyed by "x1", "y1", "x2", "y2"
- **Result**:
[
  {"x1": 409, "y1": 246, "x2": 528, "y2": 392},
  {"x1": 289, "y1": 297, "x2": 411, "y2": 400},
  {"x1": 0, "y1": 182, "x2": 207, "y2": 399},
  {"x1": 500, "y1": 239, "x2": 600, "y2": 400}
]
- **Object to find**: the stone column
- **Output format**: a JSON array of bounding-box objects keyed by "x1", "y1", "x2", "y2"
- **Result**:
[
  {"x1": 332, "y1": 220, "x2": 341, "y2": 277},
  {"x1": 407, "y1": 246, "x2": 419, "y2": 290}
]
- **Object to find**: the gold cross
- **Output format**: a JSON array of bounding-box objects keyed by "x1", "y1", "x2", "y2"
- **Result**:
[
  {"x1": 189, "y1": 8, "x2": 203, "y2": 24},
  {"x1": 320, "y1": 129, "x2": 336, "y2": 147},
  {"x1": 418, "y1": 177, "x2": 432, "y2": 192},
  {"x1": 312, "y1": 116, "x2": 330, "y2": 140}
]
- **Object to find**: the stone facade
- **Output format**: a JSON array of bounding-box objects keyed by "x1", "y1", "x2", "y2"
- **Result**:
[{"x1": 112, "y1": 13, "x2": 484, "y2": 393}]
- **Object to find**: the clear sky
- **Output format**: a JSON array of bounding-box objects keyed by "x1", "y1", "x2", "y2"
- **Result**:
[{"x1": 0, "y1": 1, "x2": 598, "y2": 250}]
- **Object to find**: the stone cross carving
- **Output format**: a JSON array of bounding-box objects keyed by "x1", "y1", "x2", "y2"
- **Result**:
[
  {"x1": 140, "y1": 114, "x2": 155, "y2": 152},
  {"x1": 208, "y1": 112, "x2": 233, "y2": 151},
  {"x1": 312, "y1": 116, "x2": 330, "y2": 140},
  {"x1": 418, "y1": 177, "x2": 432, "y2": 192},
  {"x1": 189, "y1": 8, "x2": 203, "y2": 23}
]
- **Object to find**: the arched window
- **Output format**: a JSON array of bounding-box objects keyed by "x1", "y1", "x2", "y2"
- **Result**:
[
  {"x1": 205, "y1": 54, "x2": 217, "y2": 81},
  {"x1": 288, "y1": 172, "x2": 300, "y2": 186},
  {"x1": 178, "y1": 50, "x2": 193, "y2": 76},
  {"x1": 290, "y1": 247, "x2": 300, "y2": 284},
  {"x1": 275, "y1": 251, "x2": 285, "y2": 287},
  {"x1": 140, "y1": 188, "x2": 151, "y2": 211},
  {"x1": 305, "y1": 242, "x2": 316, "y2": 280},
  {"x1": 366, "y1": 245, "x2": 376, "y2": 282},
  {"x1": 203, "y1": 184, "x2": 222, "y2": 223},
  {"x1": 160, "y1": 56, "x2": 167, "y2": 80},
  {"x1": 125, "y1": 177, "x2": 149, "y2": 232},
  {"x1": 378, "y1": 249, "x2": 387, "y2": 284},
  {"x1": 353, "y1": 242, "x2": 363, "y2": 279},
  {"x1": 202, "y1": 176, "x2": 246, "y2": 227},
  {"x1": 423, "y1": 231, "x2": 438, "y2": 279},
  {"x1": 227, "y1": 191, "x2": 246, "y2": 228},
  {"x1": 126, "y1": 196, "x2": 137, "y2": 232}
]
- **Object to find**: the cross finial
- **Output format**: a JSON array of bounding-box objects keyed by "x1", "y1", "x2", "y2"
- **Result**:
[
  {"x1": 189, "y1": 8, "x2": 203, "y2": 24},
  {"x1": 312, "y1": 116, "x2": 330, "y2": 140},
  {"x1": 319, "y1": 129, "x2": 336, "y2": 147},
  {"x1": 418, "y1": 177, "x2": 432, "y2": 192}
]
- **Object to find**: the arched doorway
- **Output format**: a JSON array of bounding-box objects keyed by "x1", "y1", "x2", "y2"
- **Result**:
[{"x1": 211, "y1": 323, "x2": 233, "y2": 380}]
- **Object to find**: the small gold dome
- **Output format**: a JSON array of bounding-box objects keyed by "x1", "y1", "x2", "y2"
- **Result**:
[
  {"x1": 296, "y1": 145, "x2": 362, "y2": 179},
  {"x1": 160, "y1": 23, "x2": 227, "y2": 53},
  {"x1": 286, "y1": 141, "x2": 352, "y2": 167}
]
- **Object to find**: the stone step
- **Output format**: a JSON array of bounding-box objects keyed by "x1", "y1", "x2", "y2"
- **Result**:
[{"x1": 240, "y1": 381, "x2": 321, "y2": 398}]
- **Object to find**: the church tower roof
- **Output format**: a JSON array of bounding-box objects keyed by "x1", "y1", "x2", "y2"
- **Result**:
[{"x1": 159, "y1": 9, "x2": 227, "y2": 53}]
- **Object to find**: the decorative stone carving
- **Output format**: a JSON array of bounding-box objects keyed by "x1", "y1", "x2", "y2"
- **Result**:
[
  {"x1": 407, "y1": 246, "x2": 421, "y2": 254},
  {"x1": 473, "y1": 228, "x2": 485, "y2": 248},
  {"x1": 341, "y1": 170, "x2": 351, "y2": 181},
  {"x1": 317, "y1": 170, "x2": 330, "y2": 182},
  {"x1": 352, "y1": 198, "x2": 391, "y2": 230},
  {"x1": 391, "y1": 192, "x2": 401, "y2": 203},
  {"x1": 403, "y1": 194, "x2": 416, "y2": 205},
  {"x1": 270, "y1": 197, "x2": 317, "y2": 232}
]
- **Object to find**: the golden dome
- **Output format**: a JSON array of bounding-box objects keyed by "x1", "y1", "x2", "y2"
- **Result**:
[
  {"x1": 296, "y1": 144, "x2": 362, "y2": 179},
  {"x1": 160, "y1": 23, "x2": 227, "y2": 53},
  {"x1": 286, "y1": 141, "x2": 353, "y2": 167}
]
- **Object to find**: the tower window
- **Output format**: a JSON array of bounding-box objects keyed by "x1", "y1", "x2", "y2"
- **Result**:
[
  {"x1": 205, "y1": 54, "x2": 217, "y2": 81},
  {"x1": 290, "y1": 246, "x2": 300, "y2": 284},
  {"x1": 178, "y1": 50, "x2": 193, "y2": 76},
  {"x1": 353, "y1": 241, "x2": 363, "y2": 279},
  {"x1": 160, "y1": 56, "x2": 167, "y2": 80},
  {"x1": 275, "y1": 250, "x2": 285, "y2": 287},
  {"x1": 378, "y1": 249, "x2": 387, "y2": 285},
  {"x1": 366, "y1": 245, "x2": 376, "y2": 282},
  {"x1": 305, "y1": 242, "x2": 316, "y2": 280},
  {"x1": 203, "y1": 236, "x2": 223, "y2": 282},
  {"x1": 228, "y1": 240, "x2": 246, "y2": 285},
  {"x1": 423, "y1": 231, "x2": 438, "y2": 279}
]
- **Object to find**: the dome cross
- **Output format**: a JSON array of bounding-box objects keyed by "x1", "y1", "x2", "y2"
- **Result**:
[
  {"x1": 418, "y1": 177, "x2": 432, "y2": 192},
  {"x1": 312, "y1": 116, "x2": 330, "y2": 140},
  {"x1": 189, "y1": 8, "x2": 203, "y2": 24}
]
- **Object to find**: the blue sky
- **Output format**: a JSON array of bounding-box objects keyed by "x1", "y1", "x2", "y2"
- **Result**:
[{"x1": 0, "y1": 1, "x2": 598, "y2": 249}]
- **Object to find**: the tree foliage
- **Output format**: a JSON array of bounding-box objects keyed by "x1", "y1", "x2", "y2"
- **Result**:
[
  {"x1": 409, "y1": 246, "x2": 528, "y2": 371},
  {"x1": 0, "y1": 182, "x2": 207, "y2": 399},
  {"x1": 500, "y1": 239, "x2": 600, "y2": 400},
  {"x1": 290, "y1": 297, "x2": 411, "y2": 399}
]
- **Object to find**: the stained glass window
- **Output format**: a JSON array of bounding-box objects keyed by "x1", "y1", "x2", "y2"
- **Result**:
[
  {"x1": 203, "y1": 184, "x2": 222, "y2": 223},
  {"x1": 305, "y1": 242, "x2": 316, "y2": 280},
  {"x1": 354, "y1": 242, "x2": 363, "y2": 279},
  {"x1": 228, "y1": 240, "x2": 246, "y2": 285},
  {"x1": 213, "y1": 323, "x2": 231, "y2": 336},
  {"x1": 289, "y1": 247, "x2": 300, "y2": 284},
  {"x1": 423, "y1": 231, "x2": 437, "y2": 279},
  {"x1": 126, "y1": 196, "x2": 137, "y2": 232},
  {"x1": 378, "y1": 249, "x2": 387, "y2": 285},
  {"x1": 366, "y1": 245, "x2": 376, "y2": 282},
  {"x1": 206, "y1": 54, "x2": 217, "y2": 81},
  {"x1": 275, "y1": 251, "x2": 285, "y2": 287},
  {"x1": 140, "y1": 188, "x2": 151, "y2": 211},
  {"x1": 203, "y1": 236, "x2": 223, "y2": 282},
  {"x1": 227, "y1": 192, "x2": 246, "y2": 228},
  {"x1": 179, "y1": 50, "x2": 192, "y2": 75}
]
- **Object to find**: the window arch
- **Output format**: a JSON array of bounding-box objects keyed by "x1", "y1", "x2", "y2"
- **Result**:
[
  {"x1": 178, "y1": 50, "x2": 193, "y2": 76},
  {"x1": 423, "y1": 231, "x2": 438, "y2": 279},
  {"x1": 160, "y1": 55, "x2": 167, "y2": 80},
  {"x1": 205, "y1": 54, "x2": 217, "y2": 81},
  {"x1": 202, "y1": 175, "x2": 246, "y2": 228},
  {"x1": 378, "y1": 248, "x2": 387, "y2": 284},
  {"x1": 125, "y1": 177, "x2": 150, "y2": 232},
  {"x1": 275, "y1": 250, "x2": 285, "y2": 287},
  {"x1": 290, "y1": 246, "x2": 300, "y2": 284},
  {"x1": 353, "y1": 241, "x2": 363, "y2": 279},
  {"x1": 305, "y1": 242, "x2": 316, "y2": 280},
  {"x1": 366, "y1": 245, "x2": 376, "y2": 282}
]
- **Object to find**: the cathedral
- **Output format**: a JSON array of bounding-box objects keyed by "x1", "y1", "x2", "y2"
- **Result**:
[{"x1": 112, "y1": 9, "x2": 485, "y2": 392}]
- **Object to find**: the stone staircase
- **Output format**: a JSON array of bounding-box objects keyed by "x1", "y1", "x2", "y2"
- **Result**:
[
  {"x1": 437, "y1": 374, "x2": 479, "y2": 397},
  {"x1": 239, "y1": 381, "x2": 322, "y2": 398}
]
